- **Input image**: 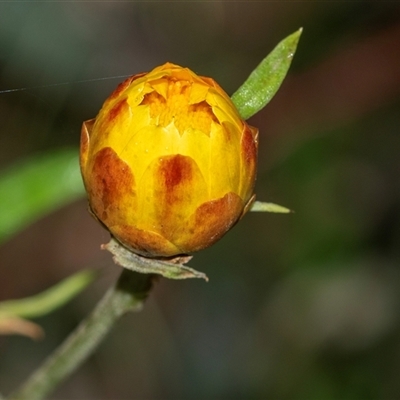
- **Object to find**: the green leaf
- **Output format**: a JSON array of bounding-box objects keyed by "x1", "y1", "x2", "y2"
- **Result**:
[
  {"x1": 250, "y1": 201, "x2": 292, "y2": 213},
  {"x1": 0, "y1": 269, "x2": 97, "y2": 319},
  {"x1": 0, "y1": 148, "x2": 84, "y2": 244},
  {"x1": 103, "y1": 238, "x2": 209, "y2": 281},
  {"x1": 231, "y1": 28, "x2": 302, "y2": 120}
]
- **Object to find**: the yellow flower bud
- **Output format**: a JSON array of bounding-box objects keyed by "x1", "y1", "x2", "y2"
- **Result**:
[{"x1": 80, "y1": 63, "x2": 258, "y2": 257}]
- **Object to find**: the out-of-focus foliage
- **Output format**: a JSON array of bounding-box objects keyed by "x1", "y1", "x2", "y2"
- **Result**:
[
  {"x1": 0, "y1": 270, "x2": 96, "y2": 339},
  {"x1": 0, "y1": 150, "x2": 83, "y2": 244},
  {"x1": 1, "y1": 2, "x2": 400, "y2": 400}
]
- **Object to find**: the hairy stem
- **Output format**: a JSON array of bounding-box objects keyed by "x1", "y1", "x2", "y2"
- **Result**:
[{"x1": 7, "y1": 269, "x2": 154, "y2": 400}]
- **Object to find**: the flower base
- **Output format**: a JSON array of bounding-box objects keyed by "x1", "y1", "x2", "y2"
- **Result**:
[{"x1": 102, "y1": 237, "x2": 208, "y2": 281}]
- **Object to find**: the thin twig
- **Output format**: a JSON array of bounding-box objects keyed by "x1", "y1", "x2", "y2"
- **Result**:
[{"x1": 7, "y1": 269, "x2": 154, "y2": 400}]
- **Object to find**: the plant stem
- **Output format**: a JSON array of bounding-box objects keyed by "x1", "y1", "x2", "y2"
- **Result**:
[{"x1": 7, "y1": 269, "x2": 154, "y2": 400}]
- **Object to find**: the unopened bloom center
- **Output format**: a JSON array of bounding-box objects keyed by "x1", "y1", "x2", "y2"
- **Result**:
[{"x1": 141, "y1": 78, "x2": 215, "y2": 136}]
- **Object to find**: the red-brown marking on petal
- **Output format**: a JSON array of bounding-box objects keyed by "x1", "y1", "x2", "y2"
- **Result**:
[
  {"x1": 108, "y1": 97, "x2": 128, "y2": 123},
  {"x1": 79, "y1": 119, "x2": 95, "y2": 171},
  {"x1": 112, "y1": 225, "x2": 181, "y2": 257},
  {"x1": 240, "y1": 124, "x2": 258, "y2": 202},
  {"x1": 177, "y1": 192, "x2": 243, "y2": 253},
  {"x1": 160, "y1": 154, "x2": 193, "y2": 191},
  {"x1": 241, "y1": 123, "x2": 258, "y2": 166},
  {"x1": 88, "y1": 147, "x2": 135, "y2": 224},
  {"x1": 150, "y1": 154, "x2": 205, "y2": 241}
]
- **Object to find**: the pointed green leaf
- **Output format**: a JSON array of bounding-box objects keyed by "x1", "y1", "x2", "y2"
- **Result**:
[
  {"x1": 250, "y1": 201, "x2": 292, "y2": 213},
  {"x1": 231, "y1": 28, "x2": 302, "y2": 120}
]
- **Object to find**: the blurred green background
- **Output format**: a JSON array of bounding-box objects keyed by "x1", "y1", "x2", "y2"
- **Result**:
[{"x1": 1, "y1": 2, "x2": 400, "y2": 399}]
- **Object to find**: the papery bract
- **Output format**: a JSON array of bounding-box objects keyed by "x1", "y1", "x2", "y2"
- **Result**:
[{"x1": 80, "y1": 62, "x2": 258, "y2": 257}]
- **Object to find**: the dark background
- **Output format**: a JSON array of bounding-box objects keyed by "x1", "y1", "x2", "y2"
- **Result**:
[{"x1": 1, "y1": 2, "x2": 400, "y2": 399}]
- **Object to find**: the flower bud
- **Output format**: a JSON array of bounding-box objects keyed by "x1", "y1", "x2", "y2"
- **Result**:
[{"x1": 80, "y1": 63, "x2": 258, "y2": 257}]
